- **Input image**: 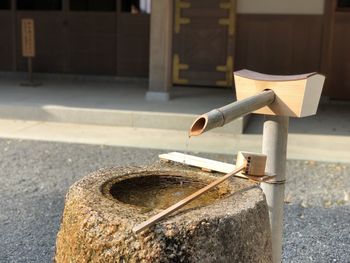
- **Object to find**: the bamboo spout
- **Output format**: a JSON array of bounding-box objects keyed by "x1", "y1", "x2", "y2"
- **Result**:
[{"x1": 190, "y1": 90, "x2": 275, "y2": 136}]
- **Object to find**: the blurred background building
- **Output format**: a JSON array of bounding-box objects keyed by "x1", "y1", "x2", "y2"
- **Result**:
[{"x1": 0, "y1": 0, "x2": 349, "y2": 100}]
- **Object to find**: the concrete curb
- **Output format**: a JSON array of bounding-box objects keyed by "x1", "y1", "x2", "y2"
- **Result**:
[{"x1": 0, "y1": 104, "x2": 245, "y2": 134}]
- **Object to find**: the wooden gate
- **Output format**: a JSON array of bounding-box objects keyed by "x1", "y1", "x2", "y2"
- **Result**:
[{"x1": 172, "y1": 0, "x2": 236, "y2": 87}]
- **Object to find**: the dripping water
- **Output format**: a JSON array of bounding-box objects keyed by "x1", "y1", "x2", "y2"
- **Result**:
[{"x1": 183, "y1": 135, "x2": 191, "y2": 164}]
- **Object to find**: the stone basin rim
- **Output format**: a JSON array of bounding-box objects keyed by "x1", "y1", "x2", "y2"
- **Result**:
[
  {"x1": 100, "y1": 171, "x2": 233, "y2": 211},
  {"x1": 101, "y1": 172, "x2": 232, "y2": 211},
  {"x1": 70, "y1": 165, "x2": 256, "y2": 224}
]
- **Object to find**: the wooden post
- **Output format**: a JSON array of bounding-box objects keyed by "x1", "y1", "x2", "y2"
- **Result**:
[
  {"x1": 28, "y1": 57, "x2": 33, "y2": 83},
  {"x1": 146, "y1": 0, "x2": 173, "y2": 101}
]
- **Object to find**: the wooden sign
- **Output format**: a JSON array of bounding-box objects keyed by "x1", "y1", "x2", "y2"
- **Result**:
[{"x1": 21, "y1": 19, "x2": 35, "y2": 57}]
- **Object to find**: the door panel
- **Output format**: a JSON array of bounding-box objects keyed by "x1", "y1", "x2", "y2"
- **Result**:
[{"x1": 172, "y1": 0, "x2": 236, "y2": 87}]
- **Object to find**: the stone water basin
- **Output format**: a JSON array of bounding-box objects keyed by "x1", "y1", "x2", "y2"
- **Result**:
[{"x1": 55, "y1": 161, "x2": 272, "y2": 262}]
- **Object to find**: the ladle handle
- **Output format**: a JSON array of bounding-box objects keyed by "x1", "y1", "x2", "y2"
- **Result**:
[{"x1": 133, "y1": 165, "x2": 245, "y2": 234}]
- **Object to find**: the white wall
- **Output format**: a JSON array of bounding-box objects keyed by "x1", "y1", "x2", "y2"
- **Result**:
[{"x1": 237, "y1": 0, "x2": 324, "y2": 15}]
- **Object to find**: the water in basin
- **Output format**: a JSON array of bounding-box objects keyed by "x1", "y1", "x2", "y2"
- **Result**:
[{"x1": 109, "y1": 175, "x2": 230, "y2": 212}]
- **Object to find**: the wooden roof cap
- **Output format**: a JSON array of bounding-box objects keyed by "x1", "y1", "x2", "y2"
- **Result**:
[
  {"x1": 234, "y1": 69, "x2": 318, "y2": 82},
  {"x1": 234, "y1": 69, "x2": 325, "y2": 118}
]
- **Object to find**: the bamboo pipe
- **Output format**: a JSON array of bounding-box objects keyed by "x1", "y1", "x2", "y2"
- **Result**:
[
  {"x1": 133, "y1": 165, "x2": 245, "y2": 234},
  {"x1": 189, "y1": 90, "x2": 275, "y2": 136}
]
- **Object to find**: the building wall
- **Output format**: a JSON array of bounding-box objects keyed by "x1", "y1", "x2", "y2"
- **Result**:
[
  {"x1": 237, "y1": 0, "x2": 324, "y2": 14},
  {"x1": 234, "y1": 0, "x2": 325, "y2": 76},
  {"x1": 0, "y1": 1, "x2": 150, "y2": 77}
]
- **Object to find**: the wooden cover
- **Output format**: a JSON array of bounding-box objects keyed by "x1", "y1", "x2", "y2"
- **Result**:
[{"x1": 234, "y1": 69, "x2": 325, "y2": 117}]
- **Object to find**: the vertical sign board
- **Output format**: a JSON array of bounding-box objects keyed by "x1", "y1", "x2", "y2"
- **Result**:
[
  {"x1": 21, "y1": 19, "x2": 35, "y2": 58},
  {"x1": 20, "y1": 18, "x2": 41, "y2": 86}
]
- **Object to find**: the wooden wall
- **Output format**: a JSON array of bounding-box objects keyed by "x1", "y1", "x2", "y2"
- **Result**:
[
  {"x1": 0, "y1": 11, "x2": 14, "y2": 71},
  {"x1": 326, "y1": 13, "x2": 350, "y2": 99},
  {"x1": 236, "y1": 0, "x2": 324, "y2": 15},
  {"x1": 0, "y1": 0, "x2": 150, "y2": 77},
  {"x1": 235, "y1": 14, "x2": 324, "y2": 75},
  {"x1": 322, "y1": 0, "x2": 350, "y2": 99},
  {"x1": 16, "y1": 11, "x2": 67, "y2": 73},
  {"x1": 117, "y1": 14, "x2": 150, "y2": 77}
]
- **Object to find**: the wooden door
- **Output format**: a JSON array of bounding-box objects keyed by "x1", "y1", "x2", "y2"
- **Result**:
[
  {"x1": 116, "y1": 0, "x2": 150, "y2": 77},
  {"x1": 172, "y1": 0, "x2": 236, "y2": 87},
  {"x1": 0, "y1": 0, "x2": 13, "y2": 71},
  {"x1": 16, "y1": 0, "x2": 67, "y2": 73},
  {"x1": 67, "y1": 0, "x2": 116, "y2": 75},
  {"x1": 323, "y1": 0, "x2": 350, "y2": 99}
]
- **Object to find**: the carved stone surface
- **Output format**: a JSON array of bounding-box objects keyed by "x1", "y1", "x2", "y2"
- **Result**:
[{"x1": 55, "y1": 162, "x2": 272, "y2": 262}]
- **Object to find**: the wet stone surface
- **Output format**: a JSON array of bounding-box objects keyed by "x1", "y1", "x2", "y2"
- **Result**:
[{"x1": 107, "y1": 174, "x2": 230, "y2": 211}]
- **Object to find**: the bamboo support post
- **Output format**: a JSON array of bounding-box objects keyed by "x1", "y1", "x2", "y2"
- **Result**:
[{"x1": 261, "y1": 116, "x2": 289, "y2": 263}]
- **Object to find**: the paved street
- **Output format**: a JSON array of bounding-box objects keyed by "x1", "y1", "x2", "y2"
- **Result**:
[{"x1": 0, "y1": 139, "x2": 349, "y2": 262}]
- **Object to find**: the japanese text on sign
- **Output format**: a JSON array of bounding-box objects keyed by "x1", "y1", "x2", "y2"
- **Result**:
[{"x1": 21, "y1": 19, "x2": 35, "y2": 57}]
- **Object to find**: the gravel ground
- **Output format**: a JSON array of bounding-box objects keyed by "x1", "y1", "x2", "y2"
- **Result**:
[{"x1": 0, "y1": 139, "x2": 349, "y2": 263}]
